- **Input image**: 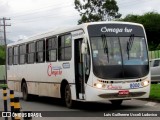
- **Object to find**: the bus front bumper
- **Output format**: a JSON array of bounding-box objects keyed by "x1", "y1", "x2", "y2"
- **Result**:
[{"x1": 85, "y1": 84, "x2": 150, "y2": 102}]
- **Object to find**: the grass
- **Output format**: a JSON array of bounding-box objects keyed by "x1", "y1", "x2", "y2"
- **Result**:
[
  {"x1": 149, "y1": 84, "x2": 160, "y2": 101},
  {"x1": 0, "y1": 65, "x2": 5, "y2": 80},
  {"x1": 0, "y1": 84, "x2": 8, "y2": 88}
]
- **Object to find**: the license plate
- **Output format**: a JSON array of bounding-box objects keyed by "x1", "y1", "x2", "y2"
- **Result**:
[{"x1": 118, "y1": 90, "x2": 129, "y2": 95}]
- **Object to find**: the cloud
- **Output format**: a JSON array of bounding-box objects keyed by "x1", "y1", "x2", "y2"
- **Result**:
[
  {"x1": 117, "y1": 0, "x2": 160, "y2": 17},
  {"x1": 0, "y1": 1, "x2": 12, "y2": 17},
  {"x1": 0, "y1": 0, "x2": 79, "y2": 41}
]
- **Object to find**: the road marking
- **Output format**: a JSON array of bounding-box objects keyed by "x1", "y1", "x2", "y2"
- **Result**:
[{"x1": 145, "y1": 102, "x2": 156, "y2": 106}]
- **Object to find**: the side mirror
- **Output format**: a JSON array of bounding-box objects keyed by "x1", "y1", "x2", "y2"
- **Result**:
[{"x1": 81, "y1": 43, "x2": 87, "y2": 54}]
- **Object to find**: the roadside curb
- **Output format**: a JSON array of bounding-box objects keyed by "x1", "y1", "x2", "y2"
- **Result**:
[{"x1": 137, "y1": 98, "x2": 160, "y2": 103}]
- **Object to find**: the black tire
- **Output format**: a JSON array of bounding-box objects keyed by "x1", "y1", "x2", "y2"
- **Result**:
[
  {"x1": 64, "y1": 84, "x2": 75, "y2": 108},
  {"x1": 110, "y1": 100, "x2": 123, "y2": 106},
  {"x1": 22, "y1": 82, "x2": 31, "y2": 101}
]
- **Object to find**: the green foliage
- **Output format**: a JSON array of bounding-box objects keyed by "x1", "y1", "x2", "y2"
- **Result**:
[
  {"x1": 120, "y1": 12, "x2": 160, "y2": 50},
  {"x1": 149, "y1": 84, "x2": 160, "y2": 100},
  {"x1": 0, "y1": 46, "x2": 5, "y2": 65},
  {"x1": 74, "y1": 0, "x2": 121, "y2": 24},
  {"x1": 0, "y1": 84, "x2": 7, "y2": 89}
]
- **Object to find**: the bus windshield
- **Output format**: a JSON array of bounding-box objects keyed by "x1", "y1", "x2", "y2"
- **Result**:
[{"x1": 90, "y1": 36, "x2": 149, "y2": 79}]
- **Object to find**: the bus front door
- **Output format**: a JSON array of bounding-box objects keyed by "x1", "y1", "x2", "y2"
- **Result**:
[{"x1": 74, "y1": 39, "x2": 85, "y2": 100}]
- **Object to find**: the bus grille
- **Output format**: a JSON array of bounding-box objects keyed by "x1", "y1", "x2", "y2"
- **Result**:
[{"x1": 98, "y1": 92, "x2": 146, "y2": 98}]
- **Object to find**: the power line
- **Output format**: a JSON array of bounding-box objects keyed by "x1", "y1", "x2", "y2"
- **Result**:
[
  {"x1": 2, "y1": 0, "x2": 157, "y2": 19},
  {"x1": 2, "y1": 0, "x2": 144, "y2": 23},
  {"x1": 12, "y1": 9, "x2": 77, "y2": 21},
  {"x1": 12, "y1": 10, "x2": 79, "y2": 21},
  {"x1": 11, "y1": 14, "x2": 79, "y2": 24},
  {"x1": 8, "y1": 3, "x2": 73, "y2": 18},
  {"x1": 6, "y1": 1, "x2": 68, "y2": 16},
  {"x1": 11, "y1": 0, "x2": 144, "y2": 21}
]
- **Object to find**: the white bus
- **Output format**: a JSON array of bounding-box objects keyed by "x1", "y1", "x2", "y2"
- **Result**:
[{"x1": 7, "y1": 21, "x2": 150, "y2": 108}]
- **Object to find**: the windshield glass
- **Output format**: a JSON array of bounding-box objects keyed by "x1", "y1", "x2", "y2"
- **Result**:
[{"x1": 91, "y1": 36, "x2": 149, "y2": 79}]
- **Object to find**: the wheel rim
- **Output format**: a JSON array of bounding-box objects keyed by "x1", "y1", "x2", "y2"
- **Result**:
[{"x1": 65, "y1": 85, "x2": 72, "y2": 106}]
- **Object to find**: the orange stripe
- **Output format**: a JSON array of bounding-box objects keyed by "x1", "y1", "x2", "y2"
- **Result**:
[
  {"x1": 3, "y1": 96, "x2": 7, "y2": 100},
  {"x1": 3, "y1": 90, "x2": 7, "y2": 94},
  {"x1": 10, "y1": 102, "x2": 14, "y2": 106},
  {"x1": 14, "y1": 103, "x2": 20, "y2": 109},
  {"x1": 14, "y1": 116, "x2": 21, "y2": 120},
  {"x1": 10, "y1": 94, "x2": 14, "y2": 98}
]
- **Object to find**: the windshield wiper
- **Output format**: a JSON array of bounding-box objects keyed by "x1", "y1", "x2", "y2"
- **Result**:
[
  {"x1": 127, "y1": 34, "x2": 134, "y2": 59},
  {"x1": 101, "y1": 34, "x2": 109, "y2": 62}
]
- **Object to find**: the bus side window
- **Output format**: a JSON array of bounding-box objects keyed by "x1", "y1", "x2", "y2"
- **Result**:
[
  {"x1": 46, "y1": 37, "x2": 57, "y2": 62},
  {"x1": 13, "y1": 46, "x2": 19, "y2": 65},
  {"x1": 36, "y1": 40, "x2": 45, "y2": 63},
  {"x1": 27, "y1": 42, "x2": 35, "y2": 64},
  {"x1": 19, "y1": 44, "x2": 26, "y2": 64},
  {"x1": 58, "y1": 34, "x2": 72, "y2": 61},
  {"x1": 8, "y1": 47, "x2": 13, "y2": 65}
]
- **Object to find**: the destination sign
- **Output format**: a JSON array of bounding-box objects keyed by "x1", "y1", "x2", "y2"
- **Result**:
[{"x1": 88, "y1": 24, "x2": 145, "y2": 36}]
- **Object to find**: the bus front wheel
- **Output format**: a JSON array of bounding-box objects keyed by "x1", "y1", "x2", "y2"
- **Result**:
[
  {"x1": 110, "y1": 100, "x2": 123, "y2": 106},
  {"x1": 64, "y1": 84, "x2": 75, "y2": 108}
]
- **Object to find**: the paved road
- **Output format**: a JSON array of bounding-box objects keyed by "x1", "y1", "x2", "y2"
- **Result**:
[{"x1": 0, "y1": 89, "x2": 160, "y2": 120}]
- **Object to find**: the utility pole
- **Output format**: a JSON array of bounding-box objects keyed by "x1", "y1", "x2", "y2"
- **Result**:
[{"x1": 0, "y1": 17, "x2": 11, "y2": 84}]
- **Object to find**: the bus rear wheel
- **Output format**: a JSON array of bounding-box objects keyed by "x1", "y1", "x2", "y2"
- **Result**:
[
  {"x1": 22, "y1": 82, "x2": 31, "y2": 101},
  {"x1": 110, "y1": 100, "x2": 123, "y2": 106},
  {"x1": 64, "y1": 84, "x2": 75, "y2": 108}
]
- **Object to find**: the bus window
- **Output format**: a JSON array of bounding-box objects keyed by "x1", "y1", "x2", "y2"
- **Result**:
[
  {"x1": 58, "y1": 34, "x2": 72, "y2": 61},
  {"x1": 153, "y1": 60, "x2": 160, "y2": 67},
  {"x1": 13, "y1": 46, "x2": 19, "y2": 65},
  {"x1": 19, "y1": 44, "x2": 26, "y2": 64},
  {"x1": 36, "y1": 40, "x2": 45, "y2": 63},
  {"x1": 27, "y1": 42, "x2": 35, "y2": 64},
  {"x1": 46, "y1": 37, "x2": 57, "y2": 62},
  {"x1": 8, "y1": 47, "x2": 13, "y2": 65}
]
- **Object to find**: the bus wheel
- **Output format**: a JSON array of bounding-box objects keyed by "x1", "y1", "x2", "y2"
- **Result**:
[
  {"x1": 22, "y1": 83, "x2": 30, "y2": 101},
  {"x1": 65, "y1": 84, "x2": 74, "y2": 108},
  {"x1": 110, "y1": 100, "x2": 123, "y2": 106}
]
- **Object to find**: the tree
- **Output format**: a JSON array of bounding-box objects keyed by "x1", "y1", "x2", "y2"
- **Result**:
[
  {"x1": 74, "y1": 0, "x2": 121, "y2": 24},
  {"x1": 121, "y1": 12, "x2": 160, "y2": 50},
  {"x1": 0, "y1": 46, "x2": 5, "y2": 65}
]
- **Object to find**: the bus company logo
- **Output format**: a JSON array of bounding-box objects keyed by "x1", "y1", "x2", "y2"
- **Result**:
[
  {"x1": 101, "y1": 27, "x2": 123, "y2": 34},
  {"x1": 106, "y1": 84, "x2": 122, "y2": 90},
  {"x1": 47, "y1": 64, "x2": 62, "y2": 76},
  {"x1": 101, "y1": 27, "x2": 132, "y2": 34}
]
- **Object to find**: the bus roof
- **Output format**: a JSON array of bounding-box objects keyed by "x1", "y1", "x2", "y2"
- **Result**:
[{"x1": 7, "y1": 21, "x2": 143, "y2": 47}]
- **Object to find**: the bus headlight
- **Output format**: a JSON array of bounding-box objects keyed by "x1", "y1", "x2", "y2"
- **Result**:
[
  {"x1": 94, "y1": 83, "x2": 105, "y2": 89},
  {"x1": 141, "y1": 80, "x2": 149, "y2": 87}
]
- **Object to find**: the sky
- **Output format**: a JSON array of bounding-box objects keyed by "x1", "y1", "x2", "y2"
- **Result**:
[{"x1": 0, "y1": 0, "x2": 160, "y2": 42}]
